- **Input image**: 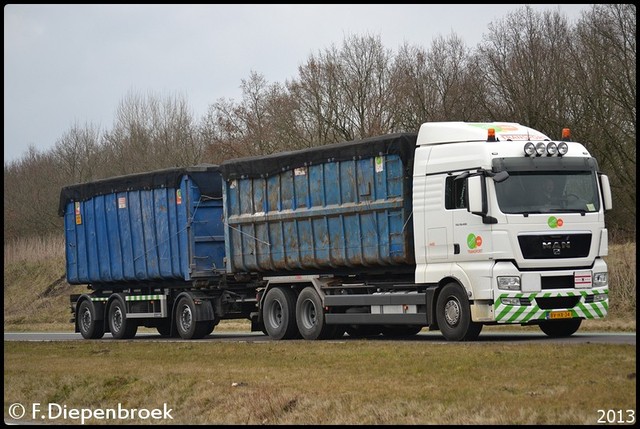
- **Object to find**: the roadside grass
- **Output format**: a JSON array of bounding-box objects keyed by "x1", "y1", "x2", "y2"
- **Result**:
[{"x1": 4, "y1": 340, "x2": 636, "y2": 425}]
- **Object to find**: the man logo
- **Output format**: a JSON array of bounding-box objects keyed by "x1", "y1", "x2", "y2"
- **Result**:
[{"x1": 542, "y1": 240, "x2": 570, "y2": 255}]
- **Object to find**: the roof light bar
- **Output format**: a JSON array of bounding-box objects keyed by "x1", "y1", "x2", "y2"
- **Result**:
[{"x1": 523, "y1": 141, "x2": 568, "y2": 157}]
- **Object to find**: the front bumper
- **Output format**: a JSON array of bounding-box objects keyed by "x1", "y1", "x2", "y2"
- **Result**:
[{"x1": 493, "y1": 288, "x2": 608, "y2": 323}]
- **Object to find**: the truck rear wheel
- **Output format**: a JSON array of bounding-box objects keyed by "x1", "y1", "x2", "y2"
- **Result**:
[
  {"x1": 539, "y1": 318, "x2": 582, "y2": 337},
  {"x1": 77, "y1": 300, "x2": 104, "y2": 339},
  {"x1": 263, "y1": 287, "x2": 299, "y2": 340},
  {"x1": 296, "y1": 287, "x2": 336, "y2": 340},
  {"x1": 175, "y1": 296, "x2": 211, "y2": 339},
  {"x1": 436, "y1": 283, "x2": 482, "y2": 341},
  {"x1": 108, "y1": 298, "x2": 138, "y2": 339}
]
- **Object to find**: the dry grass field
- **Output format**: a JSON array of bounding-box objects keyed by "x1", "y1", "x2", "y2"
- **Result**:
[{"x1": 4, "y1": 340, "x2": 637, "y2": 425}]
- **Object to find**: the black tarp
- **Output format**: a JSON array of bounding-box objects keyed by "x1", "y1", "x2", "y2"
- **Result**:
[
  {"x1": 218, "y1": 133, "x2": 418, "y2": 180},
  {"x1": 58, "y1": 164, "x2": 221, "y2": 216}
]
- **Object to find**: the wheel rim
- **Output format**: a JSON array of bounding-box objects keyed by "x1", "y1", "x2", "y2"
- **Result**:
[
  {"x1": 80, "y1": 307, "x2": 92, "y2": 333},
  {"x1": 443, "y1": 296, "x2": 461, "y2": 327},
  {"x1": 112, "y1": 306, "x2": 123, "y2": 333},
  {"x1": 300, "y1": 299, "x2": 317, "y2": 330},
  {"x1": 267, "y1": 299, "x2": 283, "y2": 328},
  {"x1": 179, "y1": 304, "x2": 193, "y2": 332}
]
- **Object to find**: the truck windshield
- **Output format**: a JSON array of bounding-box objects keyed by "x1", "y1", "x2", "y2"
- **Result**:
[{"x1": 495, "y1": 171, "x2": 600, "y2": 214}]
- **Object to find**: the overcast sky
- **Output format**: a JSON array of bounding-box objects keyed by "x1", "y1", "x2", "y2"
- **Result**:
[{"x1": 4, "y1": 4, "x2": 592, "y2": 163}]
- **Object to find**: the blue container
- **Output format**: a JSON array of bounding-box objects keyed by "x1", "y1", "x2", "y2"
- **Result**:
[
  {"x1": 219, "y1": 134, "x2": 417, "y2": 275},
  {"x1": 59, "y1": 165, "x2": 225, "y2": 285}
]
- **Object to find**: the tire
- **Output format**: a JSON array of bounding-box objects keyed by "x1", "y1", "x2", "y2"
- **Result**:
[
  {"x1": 539, "y1": 318, "x2": 582, "y2": 337},
  {"x1": 380, "y1": 325, "x2": 423, "y2": 338},
  {"x1": 263, "y1": 287, "x2": 299, "y2": 340},
  {"x1": 436, "y1": 283, "x2": 482, "y2": 341},
  {"x1": 108, "y1": 298, "x2": 138, "y2": 339},
  {"x1": 296, "y1": 287, "x2": 335, "y2": 340},
  {"x1": 77, "y1": 300, "x2": 104, "y2": 339},
  {"x1": 175, "y1": 296, "x2": 211, "y2": 340}
]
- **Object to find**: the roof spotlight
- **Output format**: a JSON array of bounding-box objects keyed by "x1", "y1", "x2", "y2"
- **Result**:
[
  {"x1": 557, "y1": 142, "x2": 569, "y2": 156},
  {"x1": 524, "y1": 142, "x2": 536, "y2": 157},
  {"x1": 546, "y1": 142, "x2": 558, "y2": 156},
  {"x1": 535, "y1": 142, "x2": 546, "y2": 156}
]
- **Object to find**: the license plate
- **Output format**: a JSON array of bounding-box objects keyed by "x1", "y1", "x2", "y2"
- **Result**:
[{"x1": 548, "y1": 311, "x2": 573, "y2": 319}]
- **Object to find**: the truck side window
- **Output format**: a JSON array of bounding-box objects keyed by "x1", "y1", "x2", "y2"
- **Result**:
[{"x1": 445, "y1": 176, "x2": 467, "y2": 209}]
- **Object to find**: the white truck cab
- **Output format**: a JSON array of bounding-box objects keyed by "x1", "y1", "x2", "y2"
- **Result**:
[{"x1": 412, "y1": 122, "x2": 611, "y2": 338}]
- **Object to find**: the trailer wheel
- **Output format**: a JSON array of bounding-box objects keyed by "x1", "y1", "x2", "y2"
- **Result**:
[
  {"x1": 77, "y1": 300, "x2": 104, "y2": 339},
  {"x1": 175, "y1": 296, "x2": 211, "y2": 340},
  {"x1": 296, "y1": 287, "x2": 336, "y2": 340},
  {"x1": 108, "y1": 298, "x2": 138, "y2": 339},
  {"x1": 539, "y1": 318, "x2": 582, "y2": 337},
  {"x1": 435, "y1": 283, "x2": 482, "y2": 341},
  {"x1": 263, "y1": 287, "x2": 299, "y2": 340}
]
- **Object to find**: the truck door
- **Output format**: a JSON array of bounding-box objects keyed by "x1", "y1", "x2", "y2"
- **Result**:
[{"x1": 446, "y1": 176, "x2": 492, "y2": 261}]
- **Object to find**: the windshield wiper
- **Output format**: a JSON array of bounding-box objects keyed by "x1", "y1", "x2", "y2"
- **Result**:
[{"x1": 552, "y1": 209, "x2": 588, "y2": 215}]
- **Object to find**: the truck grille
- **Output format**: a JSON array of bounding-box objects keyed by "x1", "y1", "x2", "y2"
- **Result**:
[{"x1": 518, "y1": 233, "x2": 591, "y2": 259}]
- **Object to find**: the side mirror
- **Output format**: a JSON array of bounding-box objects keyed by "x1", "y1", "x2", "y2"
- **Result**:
[
  {"x1": 467, "y1": 175, "x2": 486, "y2": 215},
  {"x1": 599, "y1": 174, "x2": 613, "y2": 211}
]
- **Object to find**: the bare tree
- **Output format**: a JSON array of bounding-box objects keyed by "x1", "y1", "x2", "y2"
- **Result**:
[
  {"x1": 427, "y1": 34, "x2": 479, "y2": 121},
  {"x1": 569, "y1": 4, "x2": 636, "y2": 236},
  {"x1": 52, "y1": 122, "x2": 105, "y2": 184},
  {"x1": 4, "y1": 147, "x2": 64, "y2": 239},
  {"x1": 389, "y1": 43, "x2": 438, "y2": 131},
  {"x1": 474, "y1": 5, "x2": 574, "y2": 132},
  {"x1": 103, "y1": 90, "x2": 201, "y2": 175},
  {"x1": 202, "y1": 71, "x2": 285, "y2": 160},
  {"x1": 288, "y1": 46, "x2": 347, "y2": 146}
]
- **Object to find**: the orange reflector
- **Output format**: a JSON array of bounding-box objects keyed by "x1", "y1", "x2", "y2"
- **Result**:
[{"x1": 562, "y1": 128, "x2": 571, "y2": 141}]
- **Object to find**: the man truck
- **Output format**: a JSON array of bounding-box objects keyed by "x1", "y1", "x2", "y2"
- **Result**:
[{"x1": 60, "y1": 121, "x2": 612, "y2": 341}]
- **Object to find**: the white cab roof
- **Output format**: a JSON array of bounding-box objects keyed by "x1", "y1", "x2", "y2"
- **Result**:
[{"x1": 416, "y1": 122, "x2": 551, "y2": 146}]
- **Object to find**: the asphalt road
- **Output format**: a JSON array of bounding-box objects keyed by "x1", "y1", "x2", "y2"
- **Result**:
[{"x1": 4, "y1": 331, "x2": 636, "y2": 345}]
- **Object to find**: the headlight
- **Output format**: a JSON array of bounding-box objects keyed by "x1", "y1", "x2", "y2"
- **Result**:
[
  {"x1": 593, "y1": 293, "x2": 608, "y2": 302},
  {"x1": 593, "y1": 272, "x2": 608, "y2": 287},
  {"x1": 501, "y1": 297, "x2": 521, "y2": 305},
  {"x1": 497, "y1": 276, "x2": 521, "y2": 291}
]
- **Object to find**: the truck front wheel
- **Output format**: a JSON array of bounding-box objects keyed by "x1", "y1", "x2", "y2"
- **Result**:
[
  {"x1": 108, "y1": 298, "x2": 137, "y2": 339},
  {"x1": 539, "y1": 318, "x2": 582, "y2": 337},
  {"x1": 263, "y1": 287, "x2": 299, "y2": 340},
  {"x1": 436, "y1": 283, "x2": 482, "y2": 341},
  {"x1": 77, "y1": 300, "x2": 104, "y2": 339}
]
